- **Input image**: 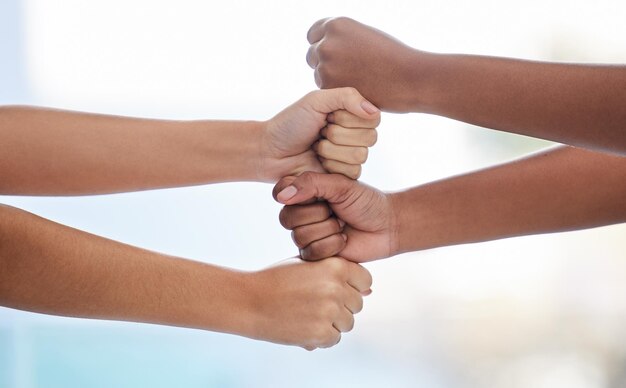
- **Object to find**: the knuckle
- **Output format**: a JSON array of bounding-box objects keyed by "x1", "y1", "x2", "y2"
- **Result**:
[
  {"x1": 326, "y1": 16, "x2": 351, "y2": 32},
  {"x1": 278, "y1": 208, "x2": 295, "y2": 229},
  {"x1": 313, "y1": 325, "x2": 332, "y2": 345},
  {"x1": 314, "y1": 69, "x2": 323, "y2": 88},
  {"x1": 309, "y1": 236, "x2": 343, "y2": 260},
  {"x1": 291, "y1": 229, "x2": 307, "y2": 248},
  {"x1": 324, "y1": 125, "x2": 338, "y2": 142},
  {"x1": 342, "y1": 86, "x2": 359, "y2": 98},
  {"x1": 345, "y1": 317, "x2": 355, "y2": 332},
  {"x1": 323, "y1": 282, "x2": 344, "y2": 301},
  {"x1": 316, "y1": 41, "x2": 332, "y2": 60},
  {"x1": 325, "y1": 256, "x2": 348, "y2": 274},
  {"x1": 362, "y1": 268, "x2": 374, "y2": 289},
  {"x1": 317, "y1": 64, "x2": 330, "y2": 83},
  {"x1": 352, "y1": 147, "x2": 368, "y2": 163},
  {"x1": 298, "y1": 171, "x2": 316, "y2": 186},
  {"x1": 354, "y1": 297, "x2": 364, "y2": 314},
  {"x1": 319, "y1": 301, "x2": 341, "y2": 322},
  {"x1": 370, "y1": 115, "x2": 382, "y2": 128},
  {"x1": 367, "y1": 130, "x2": 378, "y2": 146},
  {"x1": 321, "y1": 158, "x2": 334, "y2": 172},
  {"x1": 316, "y1": 139, "x2": 332, "y2": 156}
]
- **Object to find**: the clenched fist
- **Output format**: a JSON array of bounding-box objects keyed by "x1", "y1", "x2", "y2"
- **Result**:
[
  {"x1": 273, "y1": 172, "x2": 397, "y2": 262},
  {"x1": 306, "y1": 17, "x2": 429, "y2": 113}
]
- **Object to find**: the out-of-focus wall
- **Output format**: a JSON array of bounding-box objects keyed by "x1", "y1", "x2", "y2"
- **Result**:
[{"x1": 1, "y1": 1, "x2": 624, "y2": 387}]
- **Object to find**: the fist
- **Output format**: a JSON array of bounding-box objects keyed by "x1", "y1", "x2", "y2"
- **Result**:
[
  {"x1": 306, "y1": 17, "x2": 423, "y2": 113},
  {"x1": 261, "y1": 88, "x2": 380, "y2": 181},
  {"x1": 249, "y1": 257, "x2": 372, "y2": 350},
  {"x1": 273, "y1": 172, "x2": 396, "y2": 262}
]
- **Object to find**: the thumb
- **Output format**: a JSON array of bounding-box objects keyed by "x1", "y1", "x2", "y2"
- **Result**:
[
  {"x1": 274, "y1": 172, "x2": 355, "y2": 205},
  {"x1": 308, "y1": 87, "x2": 380, "y2": 120}
]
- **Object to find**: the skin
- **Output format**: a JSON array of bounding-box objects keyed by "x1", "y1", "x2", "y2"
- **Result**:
[
  {"x1": 0, "y1": 88, "x2": 379, "y2": 350},
  {"x1": 0, "y1": 87, "x2": 380, "y2": 195},
  {"x1": 0, "y1": 205, "x2": 372, "y2": 350},
  {"x1": 273, "y1": 146, "x2": 626, "y2": 262},
  {"x1": 306, "y1": 17, "x2": 626, "y2": 155}
]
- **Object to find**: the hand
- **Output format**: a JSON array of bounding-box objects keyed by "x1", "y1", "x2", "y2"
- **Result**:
[
  {"x1": 306, "y1": 17, "x2": 425, "y2": 113},
  {"x1": 273, "y1": 172, "x2": 396, "y2": 262},
  {"x1": 259, "y1": 88, "x2": 380, "y2": 182},
  {"x1": 246, "y1": 257, "x2": 372, "y2": 350}
]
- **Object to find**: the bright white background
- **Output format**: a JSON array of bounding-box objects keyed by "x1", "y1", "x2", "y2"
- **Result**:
[{"x1": 1, "y1": 1, "x2": 625, "y2": 387}]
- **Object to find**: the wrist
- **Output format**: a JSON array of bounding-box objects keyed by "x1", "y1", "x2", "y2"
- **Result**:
[
  {"x1": 231, "y1": 269, "x2": 278, "y2": 343},
  {"x1": 190, "y1": 265, "x2": 259, "y2": 338},
  {"x1": 387, "y1": 186, "x2": 435, "y2": 255},
  {"x1": 256, "y1": 120, "x2": 309, "y2": 183},
  {"x1": 256, "y1": 120, "x2": 281, "y2": 182},
  {"x1": 400, "y1": 50, "x2": 442, "y2": 113},
  {"x1": 177, "y1": 119, "x2": 267, "y2": 183},
  {"x1": 387, "y1": 191, "x2": 406, "y2": 256}
]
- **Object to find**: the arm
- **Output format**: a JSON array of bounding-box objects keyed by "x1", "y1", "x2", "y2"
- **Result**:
[
  {"x1": 274, "y1": 146, "x2": 626, "y2": 262},
  {"x1": 0, "y1": 88, "x2": 380, "y2": 195},
  {"x1": 0, "y1": 204, "x2": 371, "y2": 350},
  {"x1": 306, "y1": 17, "x2": 626, "y2": 155}
]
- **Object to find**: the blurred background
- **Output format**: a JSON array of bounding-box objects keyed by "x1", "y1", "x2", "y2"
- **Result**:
[{"x1": 1, "y1": 0, "x2": 625, "y2": 387}]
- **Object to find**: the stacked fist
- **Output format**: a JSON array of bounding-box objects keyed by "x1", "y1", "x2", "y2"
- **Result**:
[{"x1": 257, "y1": 86, "x2": 381, "y2": 350}]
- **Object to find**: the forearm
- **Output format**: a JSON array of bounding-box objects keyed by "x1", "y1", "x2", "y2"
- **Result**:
[
  {"x1": 0, "y1": 204, "x2": 254, "y2": 335},
  {"x1": 0, "y1": 106, "x2": 264, "y2": 195},
  {"x1": 391, "y1": 146, "x2": 626, "y2": 254},
  {"x1": 413, "y1": 53, "x2": 626, "y2": 154}
]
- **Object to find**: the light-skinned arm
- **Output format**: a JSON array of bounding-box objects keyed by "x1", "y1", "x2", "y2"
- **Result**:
[
  {"x1": 0, "y1": 204, "x2": 372, "y2": 350},
  {"x1": 273, "y1": 146, "x2": 626, "y2": 262},
  {"x1": 306, "y1": 17, "x2": 626, "y2": 155},
  {"x1": 0, "y1": 88, "x2": 380, "y2": 195}
]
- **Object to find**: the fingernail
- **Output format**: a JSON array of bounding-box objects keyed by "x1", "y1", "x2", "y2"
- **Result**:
[
  {"x1": 337, "y1": 219, "x2": 346, "y2": 228},
  {"x1": 361, "y1": 288, "x2": 372, "y2": 296},
  {"x1": 360, "y1": 100, "x2": 379, "y2": 114},
  {"x1": 341, "y1": 233, "x2": 348, "y2": 242},
  {"x1": 277, "y1": 185, "x2": 298, "y2": 202}
]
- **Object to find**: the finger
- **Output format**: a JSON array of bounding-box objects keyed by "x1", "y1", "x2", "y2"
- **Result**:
[
  {"x1": 343, "y1": 285, "x2": 364, "y2": 314},
  {"x1": 301, "y1": 233, "x2": 347, "y2": 261},
  {"x1": 306, "y1": 43, "x2": 320, "y2": 68},
  {"x1": 346, "y1": 263, "x2": 373, "y2": 294},
  {"x1": 328, "y1": 110, "x2": 381, "y2": 129},
  {"x1": 274, "y1": 171, "x2": 356, "y2": 205},
  {"x1": 274, "y1": 176, "x2": 320, "y2": 205},
  {"x1": 321, "y1": 124, "x2": 378, "y2": 147},
  {"x1": 292, "y1": 217, "x2": 343, "y2": 249},
  {"x1": 307, "y1": 18, "x2": 330, "y2": 44},
  {"x1": 319, "y1": 157, "x2": 361, "y2": 180},
  {"x1": 308, "y1": 87, "x2": 380, "y2": 120},
  {"x1": 314, "y1": 139, "x2": 368, "y2": 165},
  {"x1": 314, "y1": 67, "x2": 323, "y2": 88},
  {"x1": 333, "y1": 309, "x2": 355, "y2": 333},
  {"x1": 279, "y1": 202, "x2": 331, "y2": 230},
  {"x1": 319, "y1": 328, "x2": 341, "y2": 349},
  {"x1": 273, "y1": 176, "x2": 298, "y2": 202}
]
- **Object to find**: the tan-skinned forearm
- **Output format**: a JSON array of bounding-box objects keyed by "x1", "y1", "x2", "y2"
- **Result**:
[
  {"x1": 415, "y1": 54, "x2": 626, "y2": 155},
  {"x1": 391, "y1": 146, "x2": 626, "y2": 254},
  {"x1": 0, "y1": 204, "x2": 253, "y2": 335},
  {"x1": 0, "y1": 106, "x2": 263, "y2": 195}
]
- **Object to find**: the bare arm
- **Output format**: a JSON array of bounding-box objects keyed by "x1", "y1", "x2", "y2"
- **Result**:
[
  {"x1": 392, "y1": 146, "x2": 626, "y2": 254},
  {"x1": 274, "y1": 146, "x2": 626, "y2": 262},
  {"x1": 0, "y1": 204, "x2": 371, "y2": 350},
  {"x1": 0, "y1": 106, "x2": 264, "y2": 194},
  {"x1": 0, "y1": 89, "x2": 380, "y2": 195},
  {"x1": 307, "y1": 17, "x2": 626, "y2": 155}
]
